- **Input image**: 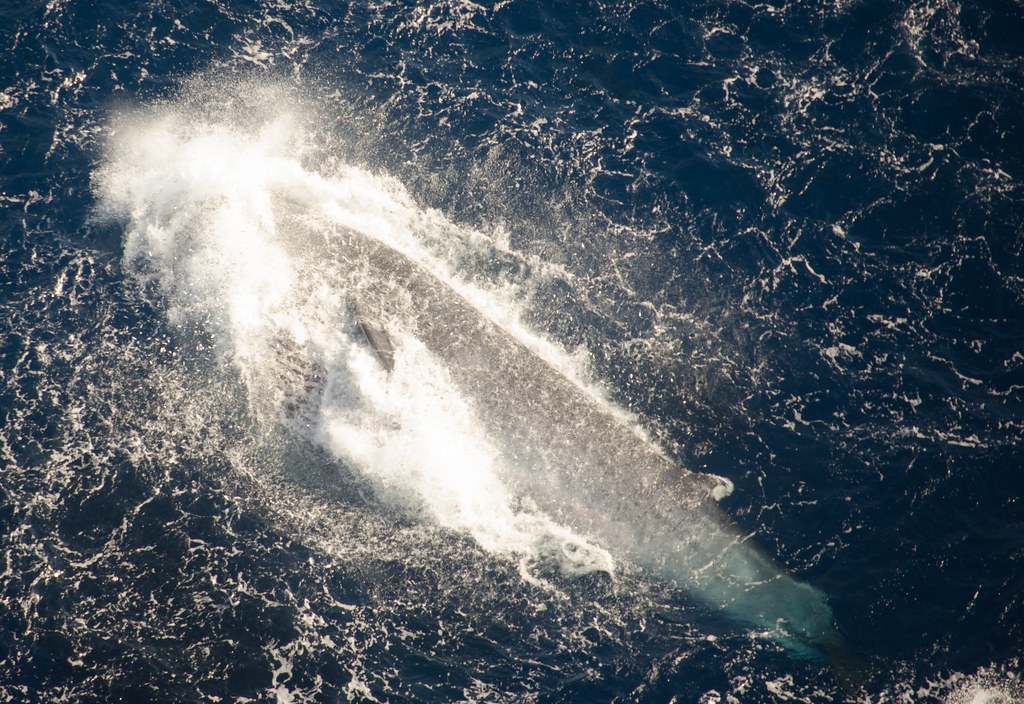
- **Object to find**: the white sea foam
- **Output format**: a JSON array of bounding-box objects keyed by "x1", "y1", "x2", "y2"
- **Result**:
[
  {"x1": 941, "y1": 666, "x2": 1023, "y2": 704},
  {"x1": 92, "y1": 77, "x2": 612, "y2": 577},
  {"x1": 878, "y1": 660, "x2": 1024, "y2": 704}
]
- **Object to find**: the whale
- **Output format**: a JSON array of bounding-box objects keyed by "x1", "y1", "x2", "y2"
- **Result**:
[{"x1": 283, "y1": 225, "x2": 870, "y2": 695}]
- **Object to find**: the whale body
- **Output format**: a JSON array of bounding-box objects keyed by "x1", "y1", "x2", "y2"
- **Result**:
[{"x1": 296, "y1": 226, "x2": 866, "y2": 692}]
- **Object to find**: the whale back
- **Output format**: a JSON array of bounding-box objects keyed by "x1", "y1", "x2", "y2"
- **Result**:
[
  {"x1": 327, "y1": 227, "x2": 713, "y2": 533},
  {"x1": 303, "y1": 227, "x2": 866, "y2": 693}
]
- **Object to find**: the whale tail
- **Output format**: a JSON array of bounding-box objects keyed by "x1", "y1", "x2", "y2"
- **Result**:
[{"x1": 815, "y1": 639, "x2": 880, "y2": 702}]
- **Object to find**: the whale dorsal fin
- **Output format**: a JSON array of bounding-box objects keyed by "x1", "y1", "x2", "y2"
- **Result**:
[
  {"x1": 349, "y1": 301, "x2": 395, "y2": 373},
  {"x1": 670, "y1": 471, "x2": 735, "y2": 508},
  {"x1": 697, "y1": 473, "x2": 734, "y2": 501}
]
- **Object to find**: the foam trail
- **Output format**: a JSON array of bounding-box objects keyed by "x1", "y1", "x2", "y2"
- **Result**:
[{"x1": 93, "y1": 85, "x2": 612, "y2": 575}]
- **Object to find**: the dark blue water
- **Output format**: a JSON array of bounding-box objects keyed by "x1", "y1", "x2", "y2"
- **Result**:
[{"x1": 3, "y1": 1, "x2": 1023, "y2": 702}]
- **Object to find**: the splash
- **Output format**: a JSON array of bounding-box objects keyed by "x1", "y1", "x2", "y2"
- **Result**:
[
  {"x1": 92, "y1": 77, "x2": 613, "y2": 576},
  {"x1": 942, "y1": 665, "x2": 1023, "y2": 704}
]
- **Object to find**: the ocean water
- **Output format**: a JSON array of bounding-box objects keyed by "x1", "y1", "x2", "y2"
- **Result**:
[{"x1": 2, "y1": 1, "x2": 1023, "y2": 702}]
